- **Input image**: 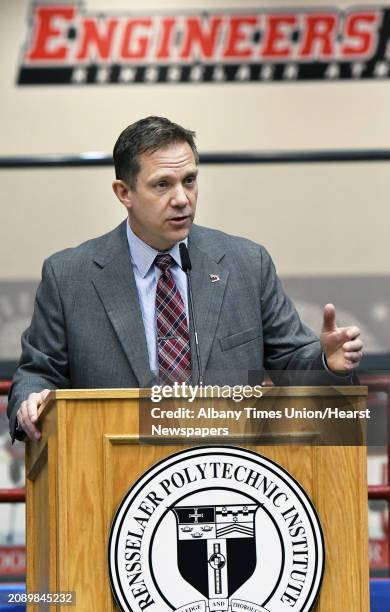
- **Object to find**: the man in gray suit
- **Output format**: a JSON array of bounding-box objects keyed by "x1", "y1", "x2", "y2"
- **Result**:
[{"x1": 8, "y1": 116, "x2": 363, "y2": 442}]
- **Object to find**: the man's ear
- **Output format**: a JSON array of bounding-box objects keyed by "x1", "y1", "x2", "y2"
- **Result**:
[{"x1": 112, "y1": 180, "x2": 134, "y2": 210}]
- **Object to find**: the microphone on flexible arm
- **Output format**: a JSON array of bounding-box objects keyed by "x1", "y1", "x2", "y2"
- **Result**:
[{"x1": 179, "y1": 243, "x2": 204, "y2": 385}]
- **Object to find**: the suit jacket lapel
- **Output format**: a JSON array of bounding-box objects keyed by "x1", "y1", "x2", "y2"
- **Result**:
[
  {"x1": 91, "y1": 222, "x2": 152, "y2": 387},
  {"x1": 90, "y1": 222, "x2": 229, "y2": 386},
  {"x1": 188, "y1": 231, "x2": 229, "y2": 377}
]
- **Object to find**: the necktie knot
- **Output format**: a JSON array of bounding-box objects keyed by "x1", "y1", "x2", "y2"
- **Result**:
[{"x1": 155, "y1": 253, "x2": 174, "y2": 274}]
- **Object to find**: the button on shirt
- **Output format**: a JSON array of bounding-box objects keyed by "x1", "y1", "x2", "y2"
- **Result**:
[{"x1": 126, "y1": 223, "x2": 189, "y2": 377}]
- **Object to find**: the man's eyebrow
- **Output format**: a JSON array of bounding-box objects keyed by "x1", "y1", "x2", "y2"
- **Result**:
[
  {"x1": 149, "y1": 168, "x2": 198, "y2": 182},
  {"x1": 188, "y1": 169, "x2": 199, "y2": 176},
  {"x1": 184, "y1": 169, "x2": 198, "y2": 178}
]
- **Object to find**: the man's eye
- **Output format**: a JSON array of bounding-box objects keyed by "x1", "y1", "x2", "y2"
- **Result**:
[
  {"x1": 156, "y1": 181, "x2": 167, "y2": 189},
  {"x1": 185, "y1": 176, "x2": 196, "y2": 186}
]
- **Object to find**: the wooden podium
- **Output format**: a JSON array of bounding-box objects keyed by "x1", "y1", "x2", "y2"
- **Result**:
[{"x1": 26, "y1": 387, "x2": 369, "y2": 610}]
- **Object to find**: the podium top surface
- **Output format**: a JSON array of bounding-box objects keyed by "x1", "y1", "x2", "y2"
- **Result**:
[{"x1": 45, "y1": 386, "x2": 368, "y2": 401}]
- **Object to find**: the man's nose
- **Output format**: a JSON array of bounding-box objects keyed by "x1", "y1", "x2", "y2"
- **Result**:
[{"x1": 170, "y1": 184, "x2": 189, "y2": 206}]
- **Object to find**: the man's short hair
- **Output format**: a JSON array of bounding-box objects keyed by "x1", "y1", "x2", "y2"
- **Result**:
[{"x1": 113, "y1": 116, "x2": 199, "y2": 189}]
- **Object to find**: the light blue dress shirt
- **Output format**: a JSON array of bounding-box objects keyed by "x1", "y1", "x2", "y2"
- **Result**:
[{"x1": 126, "y1": 222, "x2": 189, "y2": 376}]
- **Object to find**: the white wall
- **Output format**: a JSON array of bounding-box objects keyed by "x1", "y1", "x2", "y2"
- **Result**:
[{"x1": 1, "y1": 0, "x2": 390, "y2": 280}]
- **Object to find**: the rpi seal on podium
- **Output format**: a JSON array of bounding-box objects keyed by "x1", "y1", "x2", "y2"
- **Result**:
[{"x1": 108, "y1": 447, "x2": 324, "y2": 612}]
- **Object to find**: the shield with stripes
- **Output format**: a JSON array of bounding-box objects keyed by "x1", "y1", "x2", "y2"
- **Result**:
[{"x1": 172, "y1": 503, "x2": 259, "y2": 602}]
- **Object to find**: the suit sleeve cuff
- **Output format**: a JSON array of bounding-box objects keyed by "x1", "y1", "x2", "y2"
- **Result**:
[
  {"x1": 322, "y1": 352, "x2": 353, "y2": 380},
  {"x1": 11, "y1": 418, "x2": 27, "y2": 443}
]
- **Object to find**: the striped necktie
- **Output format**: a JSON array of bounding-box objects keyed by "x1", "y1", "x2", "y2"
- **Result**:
[{"x1": 155, "y1": 253, "x2": 191, "y2": 384}]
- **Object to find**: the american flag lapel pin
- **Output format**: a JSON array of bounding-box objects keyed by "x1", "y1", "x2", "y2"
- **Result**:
[{"x1": 209, "y1": 274, "x2": 220, "y2": 283}]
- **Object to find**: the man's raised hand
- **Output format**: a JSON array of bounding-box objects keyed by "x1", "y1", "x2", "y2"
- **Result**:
[{"x1": 320, "y1": 303, "x2": 363, "y2": 373}]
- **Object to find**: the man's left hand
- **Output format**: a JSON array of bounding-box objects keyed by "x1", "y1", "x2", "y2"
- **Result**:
[{"x1": 320, "y1": 303, "x2": 363, "y2": 373}]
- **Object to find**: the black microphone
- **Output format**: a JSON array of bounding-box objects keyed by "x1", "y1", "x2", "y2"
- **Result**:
[{"x1": 179, "y1": 243, "x2": 203, "y2": 385}]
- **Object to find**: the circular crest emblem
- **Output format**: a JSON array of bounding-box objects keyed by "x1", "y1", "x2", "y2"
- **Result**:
[{"x1": 109, "y1": 446, "x2": 324, "y2": 612}]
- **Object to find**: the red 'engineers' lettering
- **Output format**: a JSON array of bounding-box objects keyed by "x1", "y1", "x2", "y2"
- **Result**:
[{"x1": 24, "y1": 4, "x2": 380, "y2": 64}]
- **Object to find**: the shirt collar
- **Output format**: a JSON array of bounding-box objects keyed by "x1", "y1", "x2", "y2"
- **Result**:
[{"x1": 126, "y1": 221, "x2": 187, "y2": 278}]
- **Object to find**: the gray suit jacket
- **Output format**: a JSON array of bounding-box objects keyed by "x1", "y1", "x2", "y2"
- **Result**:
[{"x1": 8, "y1": 220, "x2": 329, "y2": 439}]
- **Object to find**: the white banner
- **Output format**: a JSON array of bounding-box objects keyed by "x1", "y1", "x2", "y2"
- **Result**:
[
  {"x1": 209, "y1": 599, "x2": 229, "y2": 610},
  {"x1": 231, "y1": 600, "x2": 269, "y2": 612},
  {"x1": 175, "y1": 601, "x2": 206, "y2": 612}
]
